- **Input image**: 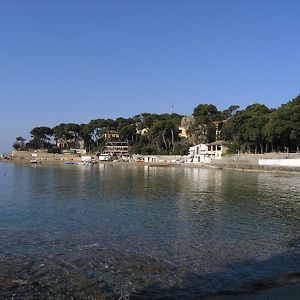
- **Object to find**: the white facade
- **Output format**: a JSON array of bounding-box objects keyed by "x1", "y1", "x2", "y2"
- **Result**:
[
  {"x1": 187, "y1": 144, "x2": 211, "y2": 163},
  {"x1": 144, "y1": 155, "x2": 182, "y2": 163},
  {"x1": 144, "y1": 156, "x2": 158, "y2": 163},
  {"x1": 98, "y1": 154, "x2": 113, "y2": 161},
  {"x1": 207, "y1": 141, "x2": 229, "y2": 159}
]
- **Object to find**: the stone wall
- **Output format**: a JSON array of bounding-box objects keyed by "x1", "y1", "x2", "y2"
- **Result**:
[
  {"x1": 11, "y1": 151, "x2": 81, "y2": 162},
  {"x1": 211, "y1": 153, "x2": 300, "y2": 171}
]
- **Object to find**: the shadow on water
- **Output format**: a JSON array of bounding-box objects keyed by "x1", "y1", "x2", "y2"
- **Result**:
[
  {"x1": 130, "y1": 246, "x2": 300, "y2": 300},
  {"x1": 0, "y1": 241, "x2": 299, "y2": 300}
]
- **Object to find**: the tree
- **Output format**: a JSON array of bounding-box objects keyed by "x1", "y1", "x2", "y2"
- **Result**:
[
  {"x1": 190, "y1": 104, "x2": 224, "y2": 144},
  {"x1": 138, "y1": 113, "x2": 159, "y2": 129},
  {"x1": 148, "y1": 119, "x2": 179, "y2": 153},
  {"x1": 53, "y1": 123, "x2": 81, "y2": 149},
  {"x1": 118, "y1": 124, "x2": 137, "y2": 141},
  {"x1": 264, "y1": 95, "x2": 300, "y2": 152},
  {"x1": 222, "y1": 105, "x2": 240, "y2": 120},
  {"x1": 221, "y1": 104, "x2": 270, "y2": 153},
  {"x1": 13, "y1": 136, "x2": 27, "y2": 150},
  {"x1": 207, "y1": 123, "x2": 217, "y2": 143},
  {"x1": 193, "y1": 104, "x2": 222, "y2": 123},
  {"x1": 30, "y1": 127, "x2": 53, "y2": 149}
]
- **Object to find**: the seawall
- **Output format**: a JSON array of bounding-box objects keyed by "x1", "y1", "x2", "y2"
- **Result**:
[
  {"x1": 9, "y1": 151, "x2": 300, "y2": 172},
  {"x1": 11, "y1": 150, "x2": 82, "y2": 163},
  {"x1": 211, "y1": 153, "x2": 300, "y2": 172}
]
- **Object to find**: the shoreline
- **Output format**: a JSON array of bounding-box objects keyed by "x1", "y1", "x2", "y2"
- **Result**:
[
  {"x1": 200, "y1": 283, "x2": 300, "y2": 300},
  {"x1": 2, "y1": 153, "x2": 300, "y2": 299},
  {"x1": 4, "y1": 150, "x2": 300, "y2": 174},
  {"x1": 5, "y1": 159, "x2": 300, "y2": 175},
  {"x1": 200, "y1": 272, "x2": 300, "y2": 299}
]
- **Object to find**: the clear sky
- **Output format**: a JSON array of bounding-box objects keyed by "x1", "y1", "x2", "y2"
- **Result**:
[{"x1": 1, "y1": 0, "x2": 299, "y2": 153}]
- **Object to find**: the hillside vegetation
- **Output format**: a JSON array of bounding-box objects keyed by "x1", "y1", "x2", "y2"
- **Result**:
[{"x1": 13, "y1": 95, "x2": 300, "y2": 155}]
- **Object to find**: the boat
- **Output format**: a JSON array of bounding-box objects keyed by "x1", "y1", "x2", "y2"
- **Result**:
[
  {"x1": 30, "y1": 153, "x2": 41, "y2": 164},
  {"x1": 98, "y1": 154, "x2": 113, "y2": 161},
  {"x1": 76, "y1": 161, "x2": 92, "y2": 166}
]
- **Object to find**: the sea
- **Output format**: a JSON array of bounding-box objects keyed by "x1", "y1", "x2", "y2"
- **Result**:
[{"x1": 0, "y1": 162, "x2": 299, "y2": 299}]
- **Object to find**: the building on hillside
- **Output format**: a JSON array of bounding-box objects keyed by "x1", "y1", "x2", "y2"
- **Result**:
[
  {"x1": 56, "y1": 138, "x2": 66, "y2": 148},
  {"x1": 136, "y1": 127, "x2": 149, "y2": 135},
  {"x1": 104, "y1": 141, "x2": 128, "y2": 158},
  {"x1": 207, "y1": 140, "x2": 229, "y2": 159},
  {"x1": 56, "y1": 137, "x2": 85, "y2": 152},
  {"x1": 104, "y1": 130, "x2": 119, "y2": 141},
  {"x1": 178, "y1": 126, "x2": 188, "y2": 138}
]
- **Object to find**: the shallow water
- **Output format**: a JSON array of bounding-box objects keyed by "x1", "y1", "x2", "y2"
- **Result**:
[{"x1": 0, "y1": 162, "x2": 299, "y2": 299}]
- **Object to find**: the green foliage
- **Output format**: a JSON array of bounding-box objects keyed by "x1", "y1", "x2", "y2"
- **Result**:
[
  {"x1": 118, "y1": 124, "x2": 137, "y2": 141},
  {"x1": 13, "y1": 136, "x2": 27, "y2": 150},
  {"x1": 26, "y1": 138, "x2": 40, "y2": 150},
  {"x1": 30, "y1": 126, "x2": 53, "y2": 149},
  {"x1": 173, "y1": 143, "x2": 192, "y2": 155},
  {"x1": 193, "y1": 104, "x2": 222, "y2": 123},
  {"x1": 206, "y1": 123, "x2": 217, "y2": 143},
  {"x1": 222, "y1": 105, "x2": 239, "y2": 120},
  {"x1": 264, "y1": 95, "x2": 300, "y2": 152},
  {"x1": 226, "y1": 142, "x2": 239, "y2": 154},
  {"x1": 147, "y1": 119, "x2": 179, "y2": 153},
  {"x1": 221, "y1": 104, "x2": 271, "y2": 153},
  {"x1": 53, "y1": 123, "x2": 80, "y2": 140},
  {"x1": 23, "y1": 95, "x2": 300, "y2": 155},
  {"x1": 47, "y1": 146, "x2": 62, "y2": 154}
]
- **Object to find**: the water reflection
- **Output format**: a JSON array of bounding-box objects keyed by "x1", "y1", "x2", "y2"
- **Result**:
[{"x1": 1, "y1": 162, "x2": 300, "y2": 299}]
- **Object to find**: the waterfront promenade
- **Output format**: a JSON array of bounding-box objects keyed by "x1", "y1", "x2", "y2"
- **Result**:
[{"x1": 10, "y1": 150, "x2": 300, "y2": 173}]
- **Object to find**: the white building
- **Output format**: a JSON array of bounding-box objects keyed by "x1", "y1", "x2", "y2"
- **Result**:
[
  {"x1": 187, "y1": 144, "x2": 211, "y2": 163},
  {"x1": 187, "y1": 141, "x2": 229, "y2": 163}
]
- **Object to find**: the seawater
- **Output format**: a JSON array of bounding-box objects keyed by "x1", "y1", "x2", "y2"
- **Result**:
[{"x1": 0, "y1": 162, "x2": 299, "y2": 299}]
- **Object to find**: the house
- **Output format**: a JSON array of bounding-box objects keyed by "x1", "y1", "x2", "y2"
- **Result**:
[
  {"x1": 187, "y1": 140, "x2": 229, "y2": 162},
  {"x1": 56, "y1": 137, "x2": 68, "y2": 148},
  {"x1": 136, "y1": 127, "x2": 149, "y2": 135},
  {"x1": 144, "y1": 155, "x2": 158, "y2": 163},
  {"x1": 104, "y1": 130, "x2": 119, "y2": 141},
  {"x1": 56, "y1": 137, "x2": 85, "y2": 152},
  {"x1": 178, "y1": 126, "x2": 188, "y2": 139},
  {"x1": 187, "y1": 144, "x2": 211, "y2": 163},
  {"x1": 207, "y1": 140, "x2": 229, "y2": 159}
]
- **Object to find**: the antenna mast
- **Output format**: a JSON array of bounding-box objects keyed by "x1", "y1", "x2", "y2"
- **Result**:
[{"x1": 170, "y1": 101, "x2": 174, "y2": 114}]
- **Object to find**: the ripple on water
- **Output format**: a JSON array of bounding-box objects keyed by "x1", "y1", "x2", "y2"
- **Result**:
[{"x1": 0, "y1": 163, "x2": 300, "y2": 299}]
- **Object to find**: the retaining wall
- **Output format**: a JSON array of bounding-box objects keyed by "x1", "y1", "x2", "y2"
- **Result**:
[
  {"x1": 11, "y1": 151, "x2": 81, "y2": 162},
  {"x1": 211, "y1": 153, "x2": 300, "y2": 171}
]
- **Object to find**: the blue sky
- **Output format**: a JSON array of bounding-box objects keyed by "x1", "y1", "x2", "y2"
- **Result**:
[{"x1": 1, "y1": 0, "x2": 299, "y2": 153}]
